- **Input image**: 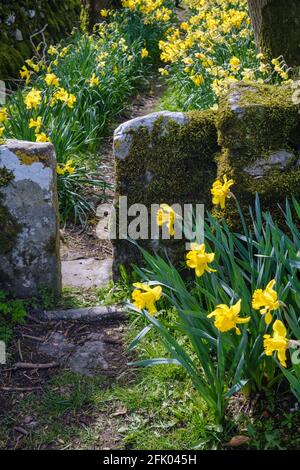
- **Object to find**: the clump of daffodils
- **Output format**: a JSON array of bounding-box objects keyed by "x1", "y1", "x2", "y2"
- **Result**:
[
  {"x1": 158, "y1": 0, "x2": 291, "y2": 110},
  {"x1": 24, "y1": 88, "x2": 42, "y2": 109},
  {"x1": 122, "y1": 0, "x2": 172, "y2": 24},
  {"x1": 57, "y1": 160, "x2": 76, "y2": 176}
]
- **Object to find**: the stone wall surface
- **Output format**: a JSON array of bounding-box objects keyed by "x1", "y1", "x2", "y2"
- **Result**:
[
  {"x1": 0, "y1": 1, "x2": 81, "y2": 80},
  {"x1": 113, "y1": 83, "x2": 300, "y2": 277},
  {"x1": 216, "y1": 82, "x2": 300, "y2": 225},
  {"x1": 0, "y1": 140, "x2": 61, "y2": 298},
  {"x1": 113, "y1": 110, "x2": 219, "y2": 278}
]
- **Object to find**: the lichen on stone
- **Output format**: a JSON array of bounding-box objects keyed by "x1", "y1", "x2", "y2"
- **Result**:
[{"x1": 15, "y1": 151, "x2": 41, "y2": 166}]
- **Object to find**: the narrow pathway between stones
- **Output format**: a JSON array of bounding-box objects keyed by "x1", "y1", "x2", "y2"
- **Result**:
[
  {"x1": 61, "y1": 76, "x2": 166, "y2": 290},
  {"x1": 0, "y1": 78, "x2": 166, "y2": 450}
]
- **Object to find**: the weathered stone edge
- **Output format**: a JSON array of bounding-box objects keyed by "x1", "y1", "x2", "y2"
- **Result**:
[{"x1": 37, "y1": 306, "x2": 127, "y2": 322}]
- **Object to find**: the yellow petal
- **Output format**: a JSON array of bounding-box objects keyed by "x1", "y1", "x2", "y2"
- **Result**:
[
  {"x1": 273, "y1": 319, "x2": 286, "y2": 337},
  {"x1": 265, "y1": 311, "x2": 273, "y2": 325},
  {"x1": 231, "y1": 299, "x2": 241, "y2": 315}
]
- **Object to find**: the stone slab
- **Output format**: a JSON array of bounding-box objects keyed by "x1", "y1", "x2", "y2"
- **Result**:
[
  {"x1": 39, "y1": 305, "x2": 126, "y2": 322},
  {"x1": 62, "y1": 257, "x2": 112, "y2": 288},
  {"x1": 0, "y1": 140, "x2": 61, "y2": 298}
]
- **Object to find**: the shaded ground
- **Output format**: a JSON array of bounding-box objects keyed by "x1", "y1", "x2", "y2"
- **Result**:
[
  {"x1": 0, "y1": 77, "x2": 167, "y2": 450},
  {"x1": 0, "y1": 314, "x2": 133, "y2": 450}
]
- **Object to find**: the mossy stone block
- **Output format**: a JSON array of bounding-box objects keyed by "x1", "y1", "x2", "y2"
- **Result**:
[
  {"x1": 217, "y1": 82, "x2": 299, "y2": 155},
  {"x1": 113, "y1": 110, "x2": 219, "y2": 277}
]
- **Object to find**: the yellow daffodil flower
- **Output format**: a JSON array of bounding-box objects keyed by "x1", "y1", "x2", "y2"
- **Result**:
[
  {"x1": 252, "y1": 279, "x2": 280, "y2": 325},
  {"x1": 211, "y1": 175, "x2": 234, "y2": 209},
  {"x1": 66, "y1": 93, "x2": 77, "y2": 108},
  {"x1": 186, "y1": 243, "x2": 216, "y2": 277},
  {"x1": 89, "y1": 73, "x2": 100, "y2": 87},
  {"x1": 100, "y1": 9, "x2": 109, "y2": 17},
  {"x1": 141, "y1": 48, "x2": 149, "y2": 58},
  {"x1": 56, "y1": 165, "x2": 65, "y2": 175},
  {"x1": 25, "y1": 59, "x2": 39, "y2": 73},
  {"x1": 51, "y1": 88, "x2": 76, "y2": 108},
  {"x1": 65, "y1": 160, "x2": 75, "y2": 174},
  {"x1": 29, "y1": 116, "x2": 42, "y2": 133},
  {"x1": 191, "y1": 74, "x2": 204, "y2": 86},
  {"x1": 208, "y1": 299, "x2": 250, "y2": 335},
  {"x1": 229, "y1": 56, "x2": 241, "y2": 70},
  {"x1": 20, "y1": 66, "x2": 31, "y2": 83},
  {"x1": 45, "y1": 73, "x2": 59, "y2": 87},
  {"x1": 159, "y1": 68, "x2": 169, "y2": 76},
  {"x1": 156, "y1": 204, "x2": 176, "y2": 236},
  {"x1": 24, "y1": 88, "x2": 42, "y2": 110},
  {"x1": 264, "y1": 320, "x2": 289, "y2": 367},
  {"x1": 132, "y1": 282, "x2": 162, "y2": 315},
  {"x1": 0, "y1": 107, "x2": 8, "y2": 123},
  {"x1": 256, "y1": 52, "x2": 265, "y2": 60},
  {"x1": 48, "y1": 45, "x2": 58, "y2": 56},
  {"x1": 35, "y1": 132, "x2": 50, "y2": 142}
]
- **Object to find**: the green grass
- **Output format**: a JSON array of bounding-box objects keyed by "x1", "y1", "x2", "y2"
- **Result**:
[
  {"x1": 2, "y1": 304, "x2": 300, "y2": 450},
  {"x1": 154, "y1": 86, "x2": 184, "y2": 112}
]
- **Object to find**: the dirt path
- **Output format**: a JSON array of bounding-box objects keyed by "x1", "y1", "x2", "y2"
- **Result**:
[{"x1": 60, "y1": 75, "x2": 166, "y2": 289}]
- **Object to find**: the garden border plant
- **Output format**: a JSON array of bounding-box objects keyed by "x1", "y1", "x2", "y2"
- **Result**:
[{"x1": 127, "y1": 178, "x2": 300, "y2": 426}]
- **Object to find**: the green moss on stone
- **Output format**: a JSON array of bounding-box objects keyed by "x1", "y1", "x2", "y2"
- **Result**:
[
  {"x1": 114, "y1": 110, "x2": 219, "y2": 272},
  {"x1": 214, "y1": 147, "x2": 300, "y2": 228},
  {"x1": 0, "y1": 1, "x2": 81, "y2": 80},
  {"x1": 0, "y1": 167, "x2": 14, "y2": 187},
  {"x1": 116, "y1": 110, "x2": 219, "y2": 208},
  {"x1": 215, "y1": 82, "x2": 300, "y2": 227},
  {"x1": 217, "y1": 82, "x2": 299, "y2": 155}
]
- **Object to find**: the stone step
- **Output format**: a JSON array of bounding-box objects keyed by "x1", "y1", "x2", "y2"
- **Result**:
[
  {"x1": 61, "y1": 257, "x2": 112, "y2": 288},
  {"x1": 38, "y1": 305, "x2": 126, "y2": 323}
]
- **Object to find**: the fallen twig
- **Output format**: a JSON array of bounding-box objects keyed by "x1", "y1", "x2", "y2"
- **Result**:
[
  {"x1": 22, "y1": 334, "x2": 45, "y2": 342},
  {"x1": 0, "y1": 386, "x2": 42, "y2": 391},
  {"x1": 17, "y1": 339, "x2": 23, "y2": 362},
  {"x1": 14, "y1": 427, "x2": 29, "y2": 436},
  {"x1": 12, "y1": 362, "x2": 59, "y2": 370}
]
